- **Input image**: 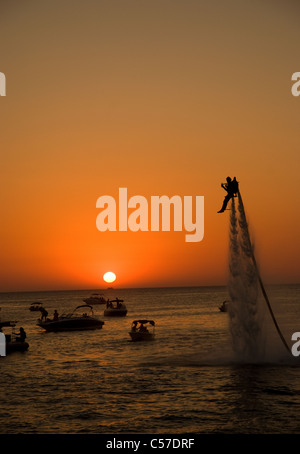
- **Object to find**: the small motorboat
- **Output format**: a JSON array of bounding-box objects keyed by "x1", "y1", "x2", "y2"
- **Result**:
[
  {"x1": 37, "y1": 305, "x2": 104, "y2": 332},
  {"x1": 0, "y1": 320, "x2": 18, "y2": 329},
  {"x1": 104, "y1": 299, "x2": 127, "y2": 317},
  {"x1": 0, "y1": 307, "x2": 17, "y2": 327},
  {"x1": 83, "y1": 293, "x2": 107, "y2": 305},
  {"x1": 6, "y1": 337, "x2": 29, "y2": 353},
  {"x1": 219, "y1": 300, "x2": 229, "y2": 312},
  {"x1": 1, "y1": 322, "x2": 29, "y2": 354},
  {"x1": 29, "y1": 302, "x2": 44, "y2": 311},
  {"x1": 129, "y1": 320, "x2": 155, "y2": 342}
]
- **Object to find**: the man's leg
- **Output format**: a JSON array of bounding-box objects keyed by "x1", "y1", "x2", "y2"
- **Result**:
[{"x1": 218, "y1": 194, "x2": 231, "y2": 213}]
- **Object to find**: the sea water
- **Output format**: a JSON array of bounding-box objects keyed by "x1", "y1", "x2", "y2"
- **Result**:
[{"x1": 0, "y1": 285, "x2": 299, "y2": 434}]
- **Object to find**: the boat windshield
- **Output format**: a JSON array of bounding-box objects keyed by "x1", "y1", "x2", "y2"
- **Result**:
[
  {"x1": 132, "y1": 319, "x2": 155, "y2": 326},
  {"x1": 71, "y1": 305, "x2": 94, "y2": 317},
  {"x1": 131, "y1": 320, "x2": 155, "y2": 332}
]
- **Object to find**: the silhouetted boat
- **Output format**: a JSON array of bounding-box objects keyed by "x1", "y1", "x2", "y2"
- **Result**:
[
  {"x1": 83, "y1": 293, "x2": 107, "y2": 305},
  {"x1": 29, "y1": 302, "x2": 43, "y2": 311},
  {"x1": 1, "y1": 322, "x2": 29, "y2": 354},
  {"x1": 104, "y1": 299, "x2": 127, "y2": 317},
  {"x1": 37, "y1": 305, "x2": 104, "y2": 332},
  {"x1": 6, "y1": 337, "x2": 29, "y2": 353},
  {"x1": 129, "y1": 320, "x2": 155, "y2": 341},
  {"x1": 0, "y1": 320, "x2": 17, "y2": 329},
  {"x1": 0, "y1": 308, "x2": 18, "y2": 329},
  {"x1": 219, "y1": 301, "x2": 229, "y2": 312}
]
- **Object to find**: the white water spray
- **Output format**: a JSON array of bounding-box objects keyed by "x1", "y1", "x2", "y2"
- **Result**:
[{"x1": 227, "y1": 194, "x2": 266, "y2": 362}]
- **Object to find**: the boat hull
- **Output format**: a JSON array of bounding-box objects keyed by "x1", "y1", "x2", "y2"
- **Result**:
[
  {"x1": 0, "y1": 321, "x2": 17, "y2": 329},
  {"x1": 6, "y1": 342, "x2": 29, "y2": 353},
  {"x1": 83, "y1": 299, "x2": 106, "y2": 305},
  {"x1": 83, "y1": 295, "x2": 107, "y2": 305},
  {"x1": 129, "y1": 331, "x2": 154, "y2": 342},
  {"x1": 37, "y1": 317, "x2": 104, "y2": 332},
  {"x1": 104, "y1": 308, "x2": 127, "y2": 317}
]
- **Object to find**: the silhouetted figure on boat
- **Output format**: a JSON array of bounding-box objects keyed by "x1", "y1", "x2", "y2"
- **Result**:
[
  {"x1": 217, "y1": 176, "x2": 239, "y2": 213},
  {"x1": 39, "y1": 307, "x2": 48, "y2": 321},
  {"x1": 139, "y1": 324, "x2": 148, "y2": 333},
  {"x1": 131, "y1": 321, "x2": 138, "y2": 332},
  {"x1": 15, "y1": 327, "x2": 26, "y2": 343}
]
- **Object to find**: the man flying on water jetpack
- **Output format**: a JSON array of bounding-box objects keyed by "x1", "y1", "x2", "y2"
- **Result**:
[{"x1": 217, "y1": 176, "x2": 239, "y2": 213}]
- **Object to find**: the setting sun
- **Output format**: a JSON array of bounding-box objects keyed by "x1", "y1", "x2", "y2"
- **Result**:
[{"x1": 103, "y1": 271, "x2": 116, "y2": 283}]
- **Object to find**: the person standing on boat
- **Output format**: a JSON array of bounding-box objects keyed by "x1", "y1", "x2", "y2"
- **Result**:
[
  {"x1": 40, "y1": 307, "x2": 48, "y2": 321},
  {"x1": 53, "y1": 310, "x2": 59, "y2": 321}
]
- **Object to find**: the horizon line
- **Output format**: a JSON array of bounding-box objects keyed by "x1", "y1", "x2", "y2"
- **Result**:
[{"x1": 1, "y1": 282, "x2": 299, "y2": 294}]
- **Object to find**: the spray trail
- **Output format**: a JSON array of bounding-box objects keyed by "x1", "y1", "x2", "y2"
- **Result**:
[{"x1": 228, "y1": 194, "x2": 266, "y2": 362}]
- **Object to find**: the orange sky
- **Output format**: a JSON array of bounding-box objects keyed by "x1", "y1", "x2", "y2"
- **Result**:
[{"x1": 0, "y1": 0, "x2": 300, "y2": 291}]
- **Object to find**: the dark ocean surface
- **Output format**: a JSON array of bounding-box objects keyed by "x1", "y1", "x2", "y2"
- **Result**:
[{"x1": 0, "y1": 285, "x2": 299, "y2": 434}]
